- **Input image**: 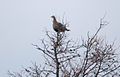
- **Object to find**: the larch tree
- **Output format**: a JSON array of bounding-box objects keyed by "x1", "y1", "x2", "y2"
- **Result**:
[{"x1": 8, "y1": 16, "x2": 120, "y2": 77}]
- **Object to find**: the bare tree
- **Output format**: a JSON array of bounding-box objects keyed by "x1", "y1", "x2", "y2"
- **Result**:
[{"x1": 8, "y1": 17, "x2": 120, "y2": 77}]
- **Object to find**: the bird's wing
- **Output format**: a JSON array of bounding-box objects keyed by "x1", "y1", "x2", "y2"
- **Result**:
[
  {"x1": 57, "y1": 23, "x2": 68, "y2": 32},
  {"x1": 57, "y1": 23, "x2": 64, "y2": 27}
]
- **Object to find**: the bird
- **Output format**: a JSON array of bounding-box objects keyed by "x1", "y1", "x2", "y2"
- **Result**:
[{"x1": 51, "y1": 16, "x2": 70, "y2": 32}]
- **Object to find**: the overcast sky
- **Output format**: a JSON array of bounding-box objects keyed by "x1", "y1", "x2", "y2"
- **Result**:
[{"x1": 0, "y1": 0, "x2": 120, "y2": 77}]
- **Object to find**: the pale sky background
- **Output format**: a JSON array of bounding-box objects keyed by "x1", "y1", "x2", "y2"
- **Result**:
[{"x1": 0, "y1": 0, "x2": 120, "y2": 77}]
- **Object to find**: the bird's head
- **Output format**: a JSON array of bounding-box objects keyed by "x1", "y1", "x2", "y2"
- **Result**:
[{"x1": 51, "y1": 16, "x2": 55, "y2": 19}]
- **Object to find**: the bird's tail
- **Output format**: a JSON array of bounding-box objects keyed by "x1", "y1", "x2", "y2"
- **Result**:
[{"x1": 66, "y1": 28, "x2": 70, "y2": 31}]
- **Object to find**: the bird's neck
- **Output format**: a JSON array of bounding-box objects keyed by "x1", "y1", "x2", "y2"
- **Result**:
[{"x1": 53, "y1": 18, "x2": 57, "y2": 24}]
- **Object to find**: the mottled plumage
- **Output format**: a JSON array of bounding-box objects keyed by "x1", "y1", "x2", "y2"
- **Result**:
[{"x1": 51, "y1": 16, "x2": 70, "y2": 32}]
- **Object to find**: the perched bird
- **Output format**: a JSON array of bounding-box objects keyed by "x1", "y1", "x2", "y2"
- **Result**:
[{"x1": 51, "y1": 16, "x2": 70, "y2": 32}]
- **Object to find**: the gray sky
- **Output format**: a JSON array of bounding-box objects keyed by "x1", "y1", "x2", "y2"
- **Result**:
[{"x1": 0, "y1": 0, "x2": 120, "y2": 77}]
